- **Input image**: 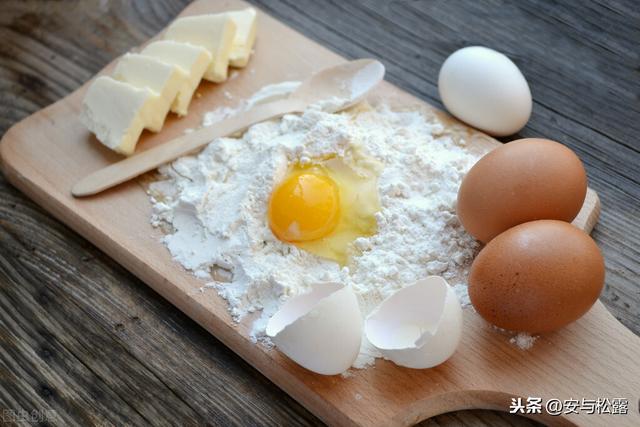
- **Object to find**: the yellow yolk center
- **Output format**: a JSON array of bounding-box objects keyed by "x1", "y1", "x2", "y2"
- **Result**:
[{"x1": 268, "y1": 172, "x2": 340, "y2": 242}]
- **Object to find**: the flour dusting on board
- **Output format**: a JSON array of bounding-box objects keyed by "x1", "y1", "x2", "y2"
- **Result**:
[
  {"x1": 510, "y1": 332, "x2": 538, "y2": 350},
  {"x1": 200, "y1": 81, "x2": 301, "y2": 128},
  {"x1": 148, "y1": 82, "x2": 495, "y2": 368}
]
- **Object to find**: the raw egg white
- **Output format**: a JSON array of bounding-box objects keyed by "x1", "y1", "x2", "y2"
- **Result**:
[
  {"x1": 438, "y1": 46, "x2": 532, "y2": 136},
  {"x1": 266, "y1": 283, "x2": 363, "y2": 375},
  {"x1": 268, "y1": 156, "x2": 380, "y2": 265}
]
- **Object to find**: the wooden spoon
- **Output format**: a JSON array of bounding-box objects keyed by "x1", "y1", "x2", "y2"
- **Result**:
[{"x1": 72, "y1": 59, "x2": 385, "y2": 197}]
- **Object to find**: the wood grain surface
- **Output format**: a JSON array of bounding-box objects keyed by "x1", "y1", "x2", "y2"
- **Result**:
[{"x1": 0, "y1": 1, "x2": 637, "y2": 426}]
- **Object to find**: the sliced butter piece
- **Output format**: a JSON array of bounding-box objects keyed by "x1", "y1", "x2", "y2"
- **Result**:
[
  {"x1": 142, "y1": 40, "x2": 212, "y2": 116},
  {"x1": 80, "y1": 76, "x2": 157, "y2": 156},
  {"x1": 164, "y1": 14, "x2": 236, "y2": 83},
  {"x1": 113, "y1": 53, "x2": 188, "y2": 131},
  {"x1": 228, "y1": 8, "x2": 257, "y2": 68}
]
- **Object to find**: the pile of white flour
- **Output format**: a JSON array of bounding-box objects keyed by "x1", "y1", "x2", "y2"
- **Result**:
[{"x1": 148, "y1": 90, "x2": 491, "y2": 367}]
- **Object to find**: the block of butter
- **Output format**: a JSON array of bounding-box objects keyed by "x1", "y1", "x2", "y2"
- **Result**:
[
  {"x1": 164, "y1": 14, "x2": 236, "y2": 83},
  {"x1": 228, "y1": 8, "x2": 257, "y2": 68},
  {"x1": 113, "y1": 53, "x2": 188, "y2": 132},
  {"x1": 80, "y1": 76, "x2": 158, "y2": 156},
  {"x1": 142, "y1": 40, "x2": 212, "y2": 116}
]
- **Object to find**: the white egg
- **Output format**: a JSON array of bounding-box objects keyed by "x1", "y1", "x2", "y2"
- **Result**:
[
  {"x1": 365, "y1": 276, "x2": 462, "y2": 369},
  {"x1": 438, "y1": 46, "x2": 532, "y2": 136},
  {"x1": 266, "y1": 283, "x2": 362, "y2": 375}
]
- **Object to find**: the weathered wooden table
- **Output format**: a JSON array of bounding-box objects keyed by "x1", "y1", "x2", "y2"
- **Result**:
[{"x1": 1, "y1": 1, "x2": 637, "y2": 425}]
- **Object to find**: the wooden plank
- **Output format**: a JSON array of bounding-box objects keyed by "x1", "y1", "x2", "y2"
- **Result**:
[{"x1": 0, "y1": 0, "x2": 636, "y2": 427}]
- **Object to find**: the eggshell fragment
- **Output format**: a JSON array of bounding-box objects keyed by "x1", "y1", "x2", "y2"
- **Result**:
[
  {"x1": 266, "y1": 283, "x2": 362, "y2": 375},
  {"x1": 438, "y1": 46, "x2": 532, "y2": 136},
  {"x1": 365, "y1": 276, "x2": 462, "y2": 369},
  {"x1": 469, "y1": 220, "x2": 605, "y2": 333}
]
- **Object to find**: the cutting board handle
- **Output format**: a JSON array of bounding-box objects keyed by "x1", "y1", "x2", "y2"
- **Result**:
[{"x1": 388, "y1": 302, "x2": 640, "y2": 427}]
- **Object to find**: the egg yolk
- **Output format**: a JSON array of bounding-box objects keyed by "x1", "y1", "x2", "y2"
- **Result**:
[{"x1": 268, "y1": 172, "x2": 340, "y2": 242}]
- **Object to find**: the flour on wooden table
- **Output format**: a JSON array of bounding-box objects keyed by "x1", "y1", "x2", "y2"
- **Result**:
[{"x1": 149, "y1": 89, "x2": 490, "y2": 368}]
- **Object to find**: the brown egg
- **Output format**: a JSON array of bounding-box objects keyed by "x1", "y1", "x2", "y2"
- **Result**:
[
  {"x1": 468, "y1": 220, "x2": 604, "y2": 333},
  {"x1": 457, "y1": 138, "x2": 587, "y2": 243}
]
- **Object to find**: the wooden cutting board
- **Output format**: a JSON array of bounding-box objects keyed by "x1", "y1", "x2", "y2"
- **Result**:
[{"x1": 1, "y1": 1, "x2": 639, "y2": 426}]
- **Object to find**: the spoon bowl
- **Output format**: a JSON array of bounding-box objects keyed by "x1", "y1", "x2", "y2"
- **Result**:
[{"x1": 291, "y1": 59, "x2": 385, "y2": 112}]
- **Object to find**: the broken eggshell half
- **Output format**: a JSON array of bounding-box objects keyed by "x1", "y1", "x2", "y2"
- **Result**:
[
  {"x1": 266, "y1": 282, "x2": 362, "y2": 375},
  {"x1": 365, "y1": 276, "x2": 462, "y2": 369}
]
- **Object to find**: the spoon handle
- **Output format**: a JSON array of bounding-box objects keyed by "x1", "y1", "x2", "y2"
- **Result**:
[{"x1": 72, "y1": 98, "x2": 306, "y2": 197}]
